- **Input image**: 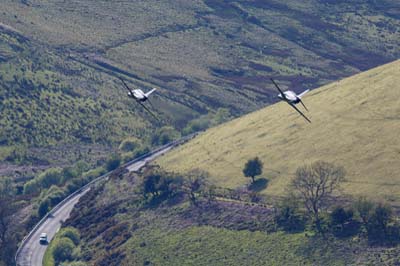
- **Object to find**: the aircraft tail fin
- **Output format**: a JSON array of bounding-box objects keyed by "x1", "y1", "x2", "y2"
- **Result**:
[
  {"x1": 298, "y1": 89, "x2": 310, "y2": 99},
  {"x1": 145, "y1": 88, "x2": 157, "y2": 97}
]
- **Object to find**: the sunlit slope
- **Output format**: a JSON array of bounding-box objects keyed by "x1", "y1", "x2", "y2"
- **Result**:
[{"x1": 158, "y1": 60, "x2": 400, "y2": 203}]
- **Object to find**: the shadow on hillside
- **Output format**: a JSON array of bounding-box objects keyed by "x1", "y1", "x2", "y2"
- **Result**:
[{"x1": 248, "y1": 178, "x2": 268, "y2": 192}]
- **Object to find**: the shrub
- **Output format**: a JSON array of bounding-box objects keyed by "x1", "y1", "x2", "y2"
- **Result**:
[
  {"x1": 106, "y1": 154, "x2": 121, "y2": 172},
  {"x1": 151, "y1": 126, "x2": 181, "y2": 145},
  {"x1": 46, "y1": 186, "x2": 67, "y2": 206},
  {"x1": 39, "y1": 168, "x2": 63, "y2": 188},
  {"x1": 367, "y1": 203, "x2": 393, "y2": 243},
  {"x1": 330, "y1": 206, "x2": 359, "y2": 237},
  {"x1": 330, "y1": 206, "x2": 354, "y2": 227},
  {"x1": 119, "y1": 137, "x2": 141, "y2": 152},
  {"x1": 38, "y1": 199, "x2": 50, "y2": 218},
  {"x1": 53, "y1": 237, "x2": 76, "y2": 263},
  {"x1": 275, "y1": 196, "x2": 306, "y2": 232},
  {"x1": 354, "y1": 197, "x2": 375, "y2": 227},
  {"x1": 60, "y1": 227, "x2": 80, "y2": 245},
  {"x1": 23, "y1": 178, "x2": 41, "y2": 195}
]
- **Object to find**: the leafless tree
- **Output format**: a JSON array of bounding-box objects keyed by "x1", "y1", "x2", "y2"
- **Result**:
[{"x1": 291, "y1": 161, "x2": 345, "y2": 233}]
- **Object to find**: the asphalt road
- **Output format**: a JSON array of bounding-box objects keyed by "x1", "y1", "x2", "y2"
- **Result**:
[{"x1": 16, "y1": 144, "x2": 175, "y2": 266}]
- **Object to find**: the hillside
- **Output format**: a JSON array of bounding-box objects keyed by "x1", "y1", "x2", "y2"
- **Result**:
[
  {"x1": 158, "y1": 60, "x2": 400, "y2": 204},
  {"x1": 56, "y1": 168, "x2": 400, "y2": 266},
  {"x1": 1, "y1": 0, "x2": 400, "y2": 172}
]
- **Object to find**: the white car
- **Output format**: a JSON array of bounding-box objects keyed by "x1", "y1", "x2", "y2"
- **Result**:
[{"x1": 39, "y1": 233, "x2": 47, "y2": 244}]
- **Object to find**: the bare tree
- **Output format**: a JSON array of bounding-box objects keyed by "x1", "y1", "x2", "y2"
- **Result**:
[{"x1": 291, "y1": 161, "x2": 345, "y2": 233}]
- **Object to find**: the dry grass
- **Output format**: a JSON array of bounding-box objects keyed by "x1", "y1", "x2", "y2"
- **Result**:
[{"x1": 158, "y1": 60, "x2": 400, "y2": 204}]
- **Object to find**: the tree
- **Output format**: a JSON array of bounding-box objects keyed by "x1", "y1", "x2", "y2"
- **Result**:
[
  {"x1": 143, "y1": 172, "x2": 162, "y2": 198},
  {"x1": 185, "y1": 169, "x2": 208, "y2": 205},
  {"x1": 38, "y1": 199, "x2": 50, "y2": 218},
  {"x1": 151, "y1": 126, "x2": 181, "y2": 145},
  {"x1": 330, "y1": 206, "x2": 354, "y2": 235},
  {"x1": 243, "y1": 157, "x2": 263, "y2": 183},
  {"x1": 119, "y1": 137, "x2": 141, "y2": 152},
  {"x1": 330, "y1": 206, "x2": 353, "y2": 227},
  {"x1": 291, "y1": 161, "x2": 345, "y2": 234},
  {"x1": 354, "y1": 197, "x2": 374, "y2": 227},
  {"x1": 275, "y1": 194, "x2": 306, "y2": 232},
  {"x1": 60, "y1": 227, "x2": 80, "y2": 246},
  {"x1": 53, "y1": 237, "x2": 76, "y2": 263},
  {"x1": 106, "y1": 154, "x2": 121, "y2": 172},
  {"x1": 367, "y1": 203, "x2": 393, "y2": 242}
]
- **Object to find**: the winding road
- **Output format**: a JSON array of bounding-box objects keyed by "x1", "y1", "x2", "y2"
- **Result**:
[{"x1": 15, "y1": 140, "x2": 188, "y2": 266}]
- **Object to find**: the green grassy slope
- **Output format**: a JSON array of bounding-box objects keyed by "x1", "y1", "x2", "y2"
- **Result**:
[
  {"x1": 60, "y1": 166, "x2": 400, "y2": 266},
  {"x1": 158, "y1": 60, "x2": 400, "y2": 204}
]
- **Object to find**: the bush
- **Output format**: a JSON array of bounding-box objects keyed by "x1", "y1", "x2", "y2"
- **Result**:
[
  {"x1": 142, "y1": 167, "x2": 184, "y2": 200},
  {"x1": 53, "y1": 237, "x2": 76, "y2": 263},
  {"x1": 119, "y1": 137, "x2": 141, "y2": 152},
  {"x1": 60, "y1": 227, "x2": 80, "y2": 245},
  {"x1": 354, "y1": 197, "x2": 374, "y2": 227},
  {"x1": 367, "y1": 203, "x2": 393, "y2": 243},
  {"x1": 330, "y1": 206, "x2": 358, "y2": 237},
  {"x1": 23, "y1": 168, "x2": 64, "y2": 195},
  {"x1": 23, "y1": 178, "x2": 41, "y2": 195},
  {"x1": 106, "y1": 154, "x2": 121, "y2": 172},
  {"x1": 182, "y1": 117, "x2": 211, "y2": 135},
  {"x1": 151, "y1": 126, "x2": 181, "y2": 145},
  {"x1": 46, "y1": 186, "x2": 67, "y2": 206},
  {"x1": 38, "y1": 199, "x2": 50, "y2": 218},
  {"x1": 275, "y1": 196, "x2": 306, "y2": 232},
  {"x1": 39, "y1": 168, "x2": 63, "y2": 188},
  {"x1": 330, "y1": 206, "x2": 354, "y2": 227}
]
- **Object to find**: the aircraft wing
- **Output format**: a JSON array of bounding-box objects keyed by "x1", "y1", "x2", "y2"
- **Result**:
[
  {"x1": 288, "y1": 103, "x2": 311, "y2": 123},
  {"x1": 144, "y1": 88, "x2": 157, "y2": 98},
  {"x1": 298, "y1": 89, "x2": 310, "y2": 99},
  {"x1": 118, "y1": 77, "x2": 134, "y2": 95},
  {"x1": 138, "y1": 101, "x2": 159, "y2": 121},
  {"x1": 270, "y1": 78, "x2": 287, "y2": 100}
]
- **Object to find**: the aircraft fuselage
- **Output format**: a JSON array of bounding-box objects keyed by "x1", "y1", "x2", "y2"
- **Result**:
[
  {"x1": 128, "y1": 90, "x2": 147, "y2": 102},
  {"x1": 278, "y1": 90, "x2": 300, "y2": 104}
]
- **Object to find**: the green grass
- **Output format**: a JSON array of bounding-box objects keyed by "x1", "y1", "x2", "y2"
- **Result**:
[
  {"x1": 158, "y1": 60, "x2": 400, "y2": 204},
  {"x1": 124, "y1": 227, "x2": 349, "y2": 266}
]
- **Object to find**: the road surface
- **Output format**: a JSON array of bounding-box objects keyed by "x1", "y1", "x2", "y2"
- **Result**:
[{"x1": 16, "y1": 144, "x2": 176, "y2": 266}]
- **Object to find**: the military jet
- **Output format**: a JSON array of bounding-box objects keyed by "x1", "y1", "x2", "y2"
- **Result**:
[
  {"x1": 270, "y1": 78, "x2": 311, "y2": 123},
  {"x1": 118, "y1": 77, "x2": 159, "y2": 120}
]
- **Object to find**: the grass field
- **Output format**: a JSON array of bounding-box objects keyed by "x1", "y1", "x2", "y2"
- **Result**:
[{"x1": 157, "y1": 60, "x2": 400, "y2": 204}]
